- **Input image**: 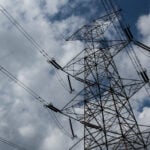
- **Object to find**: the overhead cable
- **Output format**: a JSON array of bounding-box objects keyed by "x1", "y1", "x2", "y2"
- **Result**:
[
  {"x1": 0, "y1": 65, "x2": 48, "y2": 105},
  {"x1": 0, "y1": 65, "x2": 80, "y2": 136},
  {"x1": 0, "y1": 136, "x2": 27, "y2": 150},
  {"x1": 47, "y1": 109, "x2": 73, "y2": 138},
  {"x1": 0, "y1": 5, "x2": 70, "y2": 92},
  {"x1": 0, "y1": 5, "x2": 51, "y2": 61}
]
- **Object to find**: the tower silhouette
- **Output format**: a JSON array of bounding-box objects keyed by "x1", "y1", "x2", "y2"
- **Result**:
[{"x1": 58, "y1": 0, "x2": 150, "y2": 149}]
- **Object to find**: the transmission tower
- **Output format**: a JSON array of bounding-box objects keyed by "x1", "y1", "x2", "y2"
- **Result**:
[
  {"x1": 1, "y1": 0, "x2": 150, "y2": 150},
  {"x1": 46, "y1": 0, "x2": 150, "y2": 149}
]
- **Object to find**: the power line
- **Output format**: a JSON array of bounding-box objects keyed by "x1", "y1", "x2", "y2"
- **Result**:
[
  {"x1": 0, "y1": 3, "x2": 71, "y2": 93},
  {"x1": 0, "y1": 136, "x2": 27, "y2": 150},
  {"x1": 0, "y1": 3, "x2": 77, "y2": 149},
  {"x1": 47, "y1": 109, "x2": 73, "y2": 138},
  {"x1": 55, "y1": 70, "x2": 70, "y2": 92},
  {"x1": 0, "y1": 4, "x2": 51, "y2": 61},
  {"x1": 0, "y1": 65, "x2": 77, "y2": 139},
  {"x1": 0, "y1": 4, "x2": 70, "y2": 93},
  {"x1": 0, "y1": 65, "x2": 48, "y2": 105},
  {"x1": 0, "y1": 65, "x2": 76, "y2": 136}
]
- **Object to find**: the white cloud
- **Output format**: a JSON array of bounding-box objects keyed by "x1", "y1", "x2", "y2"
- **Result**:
[
  {"x1": 44, "y1": 0, "x2": 69, "y2": 15},
  {"x1": 19, "y1": 125, "x2": 35, "y2": 138},
  {"x1": 139, "y1": 107, "x2": 150, "y2": 125},
  {"x1": 137, "y1": 14, "x2": 150, "y2": 38},
  {"x1": 40, "y1": 128, "x2": 67, "y2": 150},
  {"x1": 135, "y1": 13, "x2": 150, "y2": 124}
]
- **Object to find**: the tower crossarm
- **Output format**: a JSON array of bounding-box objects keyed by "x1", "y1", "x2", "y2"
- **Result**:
[{"x1": 66, "y1": 9, "x2": 122, "y2": 42}]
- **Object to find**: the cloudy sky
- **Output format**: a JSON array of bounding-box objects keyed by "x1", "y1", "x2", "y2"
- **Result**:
[{"x1": 0, "y1": 0, "x2": 149, "y2": 150}]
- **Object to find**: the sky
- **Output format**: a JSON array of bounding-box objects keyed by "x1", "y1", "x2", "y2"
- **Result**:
[{"x1": 0, "y1": 0, "x2": 150, "y2": 150}]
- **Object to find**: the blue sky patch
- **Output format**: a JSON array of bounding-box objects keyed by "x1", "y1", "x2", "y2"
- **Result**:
[{"x1": 138, "y1": 97, "x2": 150, "y2": 112}]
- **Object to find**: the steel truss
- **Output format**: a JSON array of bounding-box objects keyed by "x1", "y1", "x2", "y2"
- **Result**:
[{"x1": 61, "y1": 7, "x2": 150, "y2": 150}]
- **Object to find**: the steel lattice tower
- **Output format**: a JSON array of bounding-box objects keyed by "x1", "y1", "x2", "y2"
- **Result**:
[
  {"x1": 57, "y1": 2, "x2": 150, "y2": 150},
  {"x1": 45, "y1": 0, "x2": 150, "y2": 149}
]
